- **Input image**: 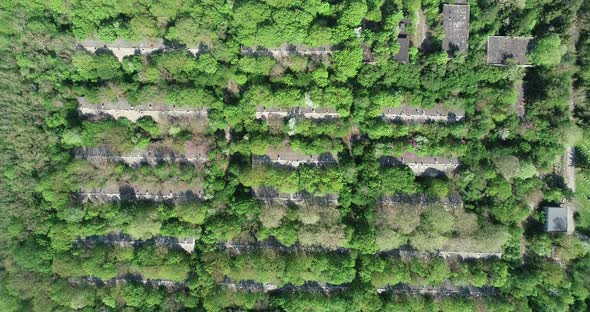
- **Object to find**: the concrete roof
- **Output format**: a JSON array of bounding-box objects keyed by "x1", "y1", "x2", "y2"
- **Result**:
[
  {"x1": 382, "y1": 105, "x2": 465, "y2": 123},
  {"x1": 77, "y1": 182, "x2": 204, "y2": 203},
  {"x1": 253, "y1": 186, "x2": 339, "y2": 205},
  {"x1": 544, "y1": 207, "x2": 573, "y2": 233},
  {"x1": 486, "y1": 36, "x2": 534, "y2": 65},
  {"x1": 380, "y1": 154, "x2": 460, "y2": 176},
  {"x1": 255, "y1": 106, "x2": 339, "y2": 119},
  {"x1": 379, "y1": 193, "x2": 463, "y2": 209},
  {"x1": 361, "y1": 42, "x2": 375, "y2": 64},
  {"x1": 78, "y1": 39, "x2": 166, "y2": 62},
  {"x1": 394, "y1": 19, "x2": 410, "y2": 64},
  {"x1": 442, "y1": 4, "x2": 470, "y2": 53},
  {"x1": 394, "y1": 36, "x2": 410, "y2": 64},
  {"x1": 77, "y1": 39, "x2": 204, "y2": 61},
  {"x1": 252, "y1": 145, "x2": 338, "y2": 167},
  {"x1": 78, "y1": 97, "x2": 208, "y2": 123},
  {"x1": 73, "y1": 144, "x2": 210, "y2": 166},
  {"x1": 79, "y1": 39, "x2": 165, "y2": 49},
  {"x1": 240, "y1": 44, "x2": 332, "y2": 58}
]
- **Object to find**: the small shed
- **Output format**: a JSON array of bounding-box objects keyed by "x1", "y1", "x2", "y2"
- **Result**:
[
  {"x1": 442, "y1": 4, "x2": 470, "y2": 53},
  {"x1": 487, "y1": 36, "x2": 534, "y2": 66},
  {"x1": 544, "y1": 207, "x2": 574, "y2": 234}
]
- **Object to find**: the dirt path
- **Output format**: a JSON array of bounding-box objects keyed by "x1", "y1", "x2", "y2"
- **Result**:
[{"x1": 414, "y1": 9, "x2": 430, "y2": 50}]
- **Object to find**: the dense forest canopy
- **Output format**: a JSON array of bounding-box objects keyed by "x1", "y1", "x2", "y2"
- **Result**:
[{"x1": 1, "y1": 0, "x2": 590, "y2": 311}]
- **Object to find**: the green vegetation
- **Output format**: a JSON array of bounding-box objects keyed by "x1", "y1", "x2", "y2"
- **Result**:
[
  {"x1": 53, "y1": 245, "x2": 191, "y2": 282},
  {"x1": 1, "y1": 0, "x2": 589, "y2": 311},
  {"x1": 205, "y1": 250, "x2": 356, "y2": 286}
]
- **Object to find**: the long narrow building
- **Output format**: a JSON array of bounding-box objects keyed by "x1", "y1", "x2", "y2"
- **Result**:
[
  {"x1": 252, "y1": 145, "x2": 338, "y2": 168},
  {"x1": 240, "y1": 43, "x2": 332, "y2": 58},
  {"x1": 74, "y1": 145, "x2": 210, "y2": 166},
  {"x1": 382, "y1": 105, "x2": 465, "y2": 123},
  {"x1": 255, "y1": 106, "x2": 339, "y2": 120},
  {"x1": 78, "y1": 39, "x2": 203, "y2": 61},
  {"x1": 380, "y1": 154, "x2": 460, "y2": 176},
  {"x1": 253, "y1": 186, "x2": 339, "y2": 205},
  {"x1": 76, "y1": 182, "x2": 205, "y2": 203},
  {"x1": 78, "y1": 97, "x2": 208, "y2": 123},
  {"x1": 78, "y1": 39, "x2": 166, "y2": 61}
]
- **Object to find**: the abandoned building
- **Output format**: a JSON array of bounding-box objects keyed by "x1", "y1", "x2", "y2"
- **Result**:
[
  {"x1": 544, "y1": 206, "x2": 574, "y2": 234},
  {"x1": 252, "y1": 145, "x2": 338, "y2": 168},
  {"x1": 69, "y1": 276, "x2": 185, "y2": 290},
  {"x1": 253, "y1": 186, "x2": 339, "y2": 206},
  {"x1": 73, "y1": 145, "x2": 210, "y2": 166},
  {"x1": 255, "y1": 106, "x2": 339, "y2": 120},
  {"x1": 382, "y1": 105, "x2": 465, "y2": 123},
  {"x1": 77, "y1": 183, "x2": 205, "y2": 203},
  {"x1": 77, "y1": 233, "x2": 196, "y2": 253},
  {"x1": 378, "y1": 193, "x2": 463, "y2": 210},
  {"x1": 240, "y1": 44, "x2": 333, "y2": 59},
  {"x1": 442, "y1": 3, "x2": 470, "y2": 54},
  {"x1": 486, "y1": 36, "x2": 534, "y2": 66},
  {"x1": 394, "y1": 19, "x2": 411, "y2": 64},
  {"x1": 77, "y1": 97, "x2": 208, "y2": 123},
  {"x1": 380, "y1": 154, "x2": 460, "y2": 176},
  {"x1": 78, "y1": 39, "x2": 166, "y2": 62}
]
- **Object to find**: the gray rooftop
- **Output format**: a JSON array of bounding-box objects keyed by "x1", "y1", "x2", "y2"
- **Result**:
[
  {"x1": 79, "y1": 38, "x2": 165, "y2": 49},
  {"x1": 394, "y1": 37, "x2": 410, "y2": 64},
  {"x1": 252, "y1": 145, "x2": 338, "y2": 167},
  {"x1": 380, "y1": 154, "x2": 460, "y2": 176},
  {"x1": 544, "y1": 207, "x2": 573, "y2": 233},
  {"x1": 361, "y1": 42, "x2": 375, "y2": 64},
  {"x1": 253, "y1": 186, "x2": 339, "y2": 205},
  {"x1": 255, "y1": 106, "x2": 339, "y2": 118},
  {"x1": 382, "y1": 105, "x2": 465, "y2": 123},
  {"x1": 240, "y1": 44, "x2": 332, "y2": 58},
  {"x1": 394, "y1": 19, "x2": 410, "y2": 64},
  {"x1": 442, "y1": 4, "x2": 470, "y2": 53},
  {"x1": 77, "y1": 97, "x2": 208, "y2": 123},
  {"x1": 486, "y1": 36, "x2": 534, "y2": 65},
  {"x1": 73, "y1": 144, "x2": 210, "y2": 166}
]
